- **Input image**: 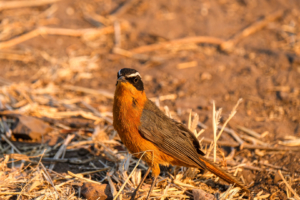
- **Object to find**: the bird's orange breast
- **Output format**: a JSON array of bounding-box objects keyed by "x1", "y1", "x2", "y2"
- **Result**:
[{"x1": 113, "y1": 82, "x2": 177, "y2": 167}]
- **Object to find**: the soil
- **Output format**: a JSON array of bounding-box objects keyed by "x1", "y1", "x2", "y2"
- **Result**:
[{"x1": 1, "y1": 0, "x2": 300, "y2": 199}]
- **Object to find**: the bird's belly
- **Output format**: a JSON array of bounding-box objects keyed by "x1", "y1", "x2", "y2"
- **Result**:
[{"x1": 117, "y1": 126, "x2": 176, "y2": 167}]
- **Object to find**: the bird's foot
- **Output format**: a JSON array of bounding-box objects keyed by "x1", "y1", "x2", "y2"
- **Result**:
[{"x1": 130, "y1": 190, "x2": 140, "y2": 200}]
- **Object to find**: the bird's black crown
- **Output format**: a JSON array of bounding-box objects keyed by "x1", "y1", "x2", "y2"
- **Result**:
[{"x1": 117, "y1": 68, "x2": 144, "y2": 91}]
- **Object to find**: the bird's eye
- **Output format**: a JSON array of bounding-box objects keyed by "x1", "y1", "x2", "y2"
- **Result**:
[{"x1": 134, "y1": 77, "x2": 138, "y2": 83}]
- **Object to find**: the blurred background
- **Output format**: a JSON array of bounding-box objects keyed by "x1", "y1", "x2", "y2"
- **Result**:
[
  {"x1": 1, "y1": 0, "x2": 299, "y2": 138},
  {"x1": 0, "y1": 0, "x2": 300, "y2": 199}
]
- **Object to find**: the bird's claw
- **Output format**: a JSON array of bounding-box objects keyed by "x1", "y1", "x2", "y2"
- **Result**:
[{"x1": 130, "y1": 190, "x2": 139, "y2": 200}]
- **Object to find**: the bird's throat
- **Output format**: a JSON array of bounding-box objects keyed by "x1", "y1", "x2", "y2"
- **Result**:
[{"x1": 113, "y1": 84, "x2": 146, "y2": 130}]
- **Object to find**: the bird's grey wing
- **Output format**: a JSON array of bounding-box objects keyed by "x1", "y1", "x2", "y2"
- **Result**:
[
  {"x1": 173, "y1": 121, "x2": 205, "y2": 156},
  {"x1": 138, "y1": 100, "x2": 206, "y2": 169}
]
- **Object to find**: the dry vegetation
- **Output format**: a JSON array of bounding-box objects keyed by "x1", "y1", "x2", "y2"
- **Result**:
[{"x1": 0, "y1": 0, "x2": 300, "y2": 199}]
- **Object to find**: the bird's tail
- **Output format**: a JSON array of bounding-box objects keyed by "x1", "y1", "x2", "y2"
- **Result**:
[{"x1": 198, "y1": 156, "x2": 250, "y2": 193}]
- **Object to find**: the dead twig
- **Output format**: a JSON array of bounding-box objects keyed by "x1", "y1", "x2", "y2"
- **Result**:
[
  {"x1": 40, "y1": 162, "x2": 61, "y2": 200},
  {"x1": 49, "y1": 134, "x2": 75, "y2": 170},
  {"x1": 0, "y1": 76, "x2": 12, "y2": 85},
  {"x1": 278, "y1": 139, "x2": 300, "y2": 146},
  {"x1": 202, "y1": 138, "x2": 300, "y2": 151},
  {"x1": 278, "y1": 170, "x2": 300, "y2": 200},
  {"x1": 67, "y1": 171, "x2": 103, "y2": 185},
  {"x1": 81, "y1": 101, "x2": 113, "y2": 124},
  {"x1": 177, "y1": 61, "x2": 197, "y2": 69},
  {"x1": 62, "y1": 85, "x2": 113, "y2": 99},
  {"x1": 82, "y1": 11, "x2": 111, "y2": 26},
  {"x1": 78, "y1": 168, "x2": 111, "y2": 176},
  {"x1": 216, "y1": 99, "x2": 243, "y2": 141},
  {"x1": 259, "y1": 162, "x2": 288, "y2": 171},
  {"x1": 219, "y1": 126, "x2": 245, "y2": 145},
  {"x1": 107, "y1": 171, "x2": 118, "y2": 199},
  {"x1": 220, "y1": 10, "x2": 286, "y2": 50},
  {"x1": 113, "y1": 47, "x2": 166, "y2": 62},
  {"x1": 0, "y1": 22, "x2": 129, "y2": 49},
  {"x1": 0, "y1": 0, "x2": 61, "y2": 11},
  {"x1": 211, "y1": 99, "x2": 242, "y2": 162},
  {"x1": 110, "y1": 0, "x2": 140, "y2": 17},
  {"x1": 198, "y1": 122, "x2": 208, "y2": 129},
  {"x1": 237, "y1": 126, "x2": 261, "y2": 138},
  {"x1": 212, "y1": 101, "x2": 218, "y2": 162},
  {"x1": 114, "y1": 21, "x2": 121, "y2": 47},
  {"x1": 1, "y1": 134, "x2": 22, "y2": 154},
  {"x1": 0, "y1": 27, "x2": 86, "y2": 49},
  {"x1": 240, "y1": 135, "x2": 268, "y2": 146},
  {"x1": 0, "y1": 52, "x2": 34, "y2": 62},
  {"x1": 149, "y1": 94, "x2": 177, "y2": 102},
  {"x1": 129, "y1": 10, "x2": 285, "y2": 53},
  {"x1": 130, "y1": 36, "x2": 224, "y2": 53}
]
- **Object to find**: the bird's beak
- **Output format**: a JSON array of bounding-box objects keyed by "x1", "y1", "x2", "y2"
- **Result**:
[
  {"x1": 117, "y1": 76, "x2": 126, "y2": 82},
  {"x1": 116, "y1": 76, "x2": 127, "y2": 86}
]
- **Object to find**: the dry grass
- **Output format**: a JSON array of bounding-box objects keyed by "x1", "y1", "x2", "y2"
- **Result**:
[
  {"x1": 0, "y1": 1, "x2": 299, "y2": 199},
  {"x1": 0, "y1": 79, "x2": 299, "y2": 199}
]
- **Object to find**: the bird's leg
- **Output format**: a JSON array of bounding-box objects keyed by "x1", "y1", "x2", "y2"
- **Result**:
[
  {"x1": 145, "y1": 176, "x2": 158, "y2": 200},
  {"x1": 131, "y1": 167, "x2": 151, "y2": 200}
]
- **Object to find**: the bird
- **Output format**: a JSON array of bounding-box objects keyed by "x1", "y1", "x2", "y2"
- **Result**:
[{"x1": 113, "y1": 68, "x2": 250, "y2": 200}]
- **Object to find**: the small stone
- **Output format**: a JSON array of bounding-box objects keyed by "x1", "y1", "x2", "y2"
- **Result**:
[
  {"x1": 66, "y1": 7, "x2": 75, "y2": 15},
  {"x1": 273, "y1": 172, "x2": 282, "y2": 184},
  {"x1": 192, "y1": 189, "x2": 216, "y2": 200},
  {"x1": 201, "y1": 72, "x2": 212, "y2": 80},
  {"x1": 81, "y1": 183, "x2": 112, "y2": 200},
  {"x1": 218, "y1": 65, "x2": 226, "y2": 72}
]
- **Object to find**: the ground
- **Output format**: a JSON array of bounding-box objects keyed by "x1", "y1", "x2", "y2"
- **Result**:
[{"x1": 0, "y1": 0, "x2": 299, "y2": 199}]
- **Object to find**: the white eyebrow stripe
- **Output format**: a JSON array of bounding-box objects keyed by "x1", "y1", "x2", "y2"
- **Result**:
[{"x1": 125, "y1": 72, "x2": 141, "y2": 78}]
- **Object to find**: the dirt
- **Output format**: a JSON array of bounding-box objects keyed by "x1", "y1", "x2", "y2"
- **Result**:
[{"x1": 1, "y1": 0, "x2": 300, "y2": 199}]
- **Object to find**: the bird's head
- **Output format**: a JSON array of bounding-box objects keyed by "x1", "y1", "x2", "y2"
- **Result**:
[{"x1": 115, "y1": 68, "x2": 145, "y2": 99}]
